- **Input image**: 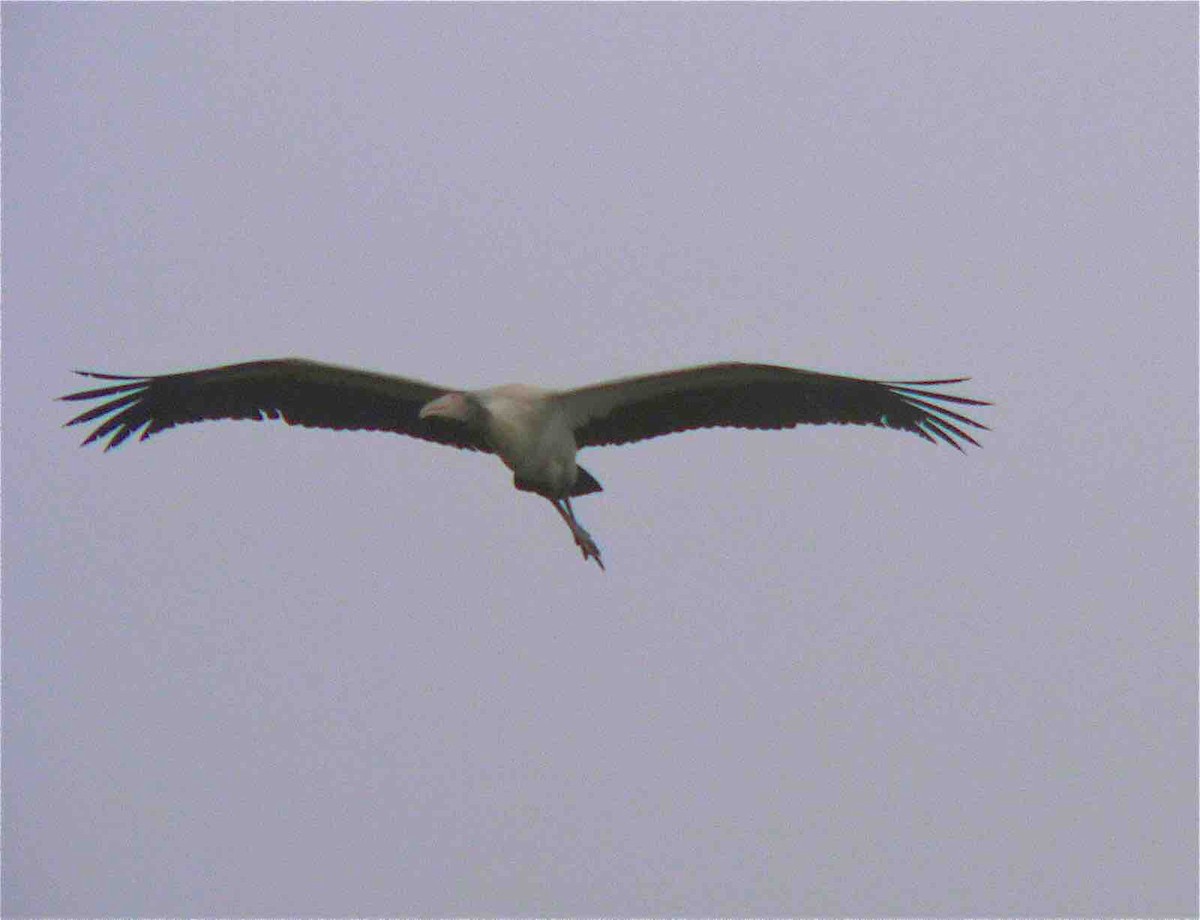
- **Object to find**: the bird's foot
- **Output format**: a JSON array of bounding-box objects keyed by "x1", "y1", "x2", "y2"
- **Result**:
[
  {"x1": 573, "y1": 529, "x2": 605, "y2": 571},
  {"x1": 551, "y1": 498, "x2": 605, "y2": 571}
]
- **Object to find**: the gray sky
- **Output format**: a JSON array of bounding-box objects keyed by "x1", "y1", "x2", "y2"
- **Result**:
[{"x1": 3, "y1": 4, "x2": 1196, "y2": 916}]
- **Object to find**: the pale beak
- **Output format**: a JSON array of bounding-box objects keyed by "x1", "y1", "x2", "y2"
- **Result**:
[{"x1": 419, "y1": 392, "x2": 469, "y2": 421}]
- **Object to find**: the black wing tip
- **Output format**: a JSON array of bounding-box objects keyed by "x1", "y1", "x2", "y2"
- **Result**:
[
  {"x1": 891, "y1": 376, "x2": 971, "y2": 385},
  {"x1": 921, "y1": 413, "x2": 987, "y2": 451},
  {"x1": 61, "y1": 371, "x2": 151, "y2": 403},
  {"x1": 61, "y1": 370, "x2": 151, "y2": 448},
  {"x1": 71, "y1": 369, "x2": 146, "y2": 381},
  {"x1": 878, "y1": 378, "x2": 991, "y2": 451},
  {"x1": 78, "y1": 427, "x2": 112, "y2": 449},
  {"x1": 887, "y1": 378, "x2": 993, "y2": 408},
  {"x1": 931, "y1": 420, "x2": 982, "y2": 450}
]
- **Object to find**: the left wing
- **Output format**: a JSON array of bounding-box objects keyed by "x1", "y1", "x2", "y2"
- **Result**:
[{"x1": 62, "y1": 358, "x2": 491, "y2": 452}]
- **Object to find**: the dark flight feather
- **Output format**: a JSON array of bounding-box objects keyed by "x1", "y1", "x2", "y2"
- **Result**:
[
  {"x1": 561, "y1": 363, "x2": 989, "y2": 452},
  {"x1": 62, "y1": 358, "x2": 489, "y2": 453}
]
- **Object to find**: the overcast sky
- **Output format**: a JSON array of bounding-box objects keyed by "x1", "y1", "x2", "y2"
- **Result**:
[{"x1": 3, "y1": 4, "x2": 1196, "y2": 916}]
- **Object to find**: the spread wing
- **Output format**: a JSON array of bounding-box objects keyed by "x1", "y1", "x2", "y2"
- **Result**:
[
  {"x1": 62, "y1": 358, "x2": 490, "y2": 452},
  {"x1": 558, "y1": 362, "x2": 989, "y2": 451}
]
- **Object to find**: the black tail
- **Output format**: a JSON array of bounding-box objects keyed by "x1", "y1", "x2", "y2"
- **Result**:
[{"x1": 572, "y1": 466, "x2": 603, "y2": 496}]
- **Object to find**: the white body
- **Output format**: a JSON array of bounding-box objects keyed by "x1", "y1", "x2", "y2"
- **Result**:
[{"x1": 478, "y1": 385, "x2": 578, "y2": 495}]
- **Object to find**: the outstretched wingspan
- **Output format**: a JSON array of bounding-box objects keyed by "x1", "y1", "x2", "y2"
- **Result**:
[{"x1": 64, "y1": 357, "x2": 990, "y2": 569}]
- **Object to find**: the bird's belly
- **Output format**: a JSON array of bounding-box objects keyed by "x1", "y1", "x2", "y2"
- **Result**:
[{"x1": 488, "y1": 415, "x2": 577, "y2": 497}]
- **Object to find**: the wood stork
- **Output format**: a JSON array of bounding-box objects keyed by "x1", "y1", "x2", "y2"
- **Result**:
[{"x1": 62, "y1": 359, "x2": 990, "y2": 569}]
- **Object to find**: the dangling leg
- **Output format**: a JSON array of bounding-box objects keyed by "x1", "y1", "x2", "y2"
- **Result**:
[{"x1": 550, "y1": 497, "x2": 605, "y2": 570}]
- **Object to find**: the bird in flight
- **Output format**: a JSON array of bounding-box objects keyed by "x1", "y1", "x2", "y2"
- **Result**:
[{"x1": 62, "y1": 359, "x2": 990, "y2": 570}]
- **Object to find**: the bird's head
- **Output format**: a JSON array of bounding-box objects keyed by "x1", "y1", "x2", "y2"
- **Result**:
[{"x1": 419, "y1": 391, "x2": 480, "y2": 427}]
